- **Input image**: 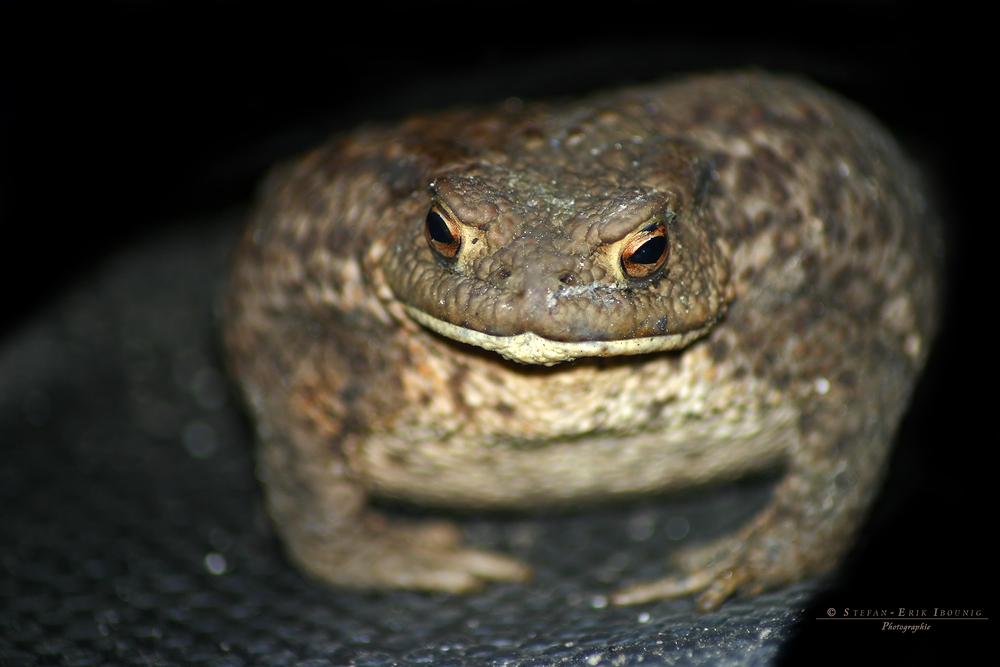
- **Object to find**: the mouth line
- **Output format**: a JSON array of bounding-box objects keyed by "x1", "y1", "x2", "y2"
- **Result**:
[{"x1": 403, "y1": 305, "x2": 710, "y2": 366}]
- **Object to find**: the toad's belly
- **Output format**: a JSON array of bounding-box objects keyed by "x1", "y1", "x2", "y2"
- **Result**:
[{"x1": 360, "y1": 405, "x2": 798, "y2": 508}]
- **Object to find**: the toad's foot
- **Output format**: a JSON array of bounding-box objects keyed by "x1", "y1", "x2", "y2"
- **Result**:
[
  {"x1": 611, "y1": 507, "x2": 814, "y2": 611},
  {"x1": 610, "y1": 542, "x2": 753, "y2": 611},
  {"x1": 286, "y1": 513, "x2": 532, "y2": 594}
]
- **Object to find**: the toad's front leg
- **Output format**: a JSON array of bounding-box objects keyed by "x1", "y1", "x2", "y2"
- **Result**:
[
  {"x1": 226, "y1": 306, "x2": 532, "y2": 594},
  {"x1": 254, "y1": 383, "x2": 532, "y2": 593},
  {"x1": 613, "y1": 352, "x2": 909, "y2": 611}
]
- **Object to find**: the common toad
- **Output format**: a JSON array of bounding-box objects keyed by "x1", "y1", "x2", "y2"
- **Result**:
[{"x1": 222, "y1": 72, "x2": 937, "y2": 610}]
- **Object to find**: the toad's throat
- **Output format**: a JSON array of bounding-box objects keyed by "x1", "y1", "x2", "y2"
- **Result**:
[{"x1": 403, "y1": 305, "x2": 711, "y2": 366}]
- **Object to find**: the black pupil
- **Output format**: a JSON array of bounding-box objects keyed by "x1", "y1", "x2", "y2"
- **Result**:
[
  {"x1": 629, "y1": 235, "x2": 666, "y2": 264},
  {"x1": 426, "y1": 210, "x2": 454, "y2": 244}
]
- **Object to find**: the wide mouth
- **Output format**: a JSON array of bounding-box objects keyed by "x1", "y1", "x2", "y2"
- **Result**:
[{"x1": 404, "y1": 305, "x2": 713, "y2": 366}]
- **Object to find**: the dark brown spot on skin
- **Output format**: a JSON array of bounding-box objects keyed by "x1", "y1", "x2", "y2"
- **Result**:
[
  {"x1": 683, "y1": 449, "x2": 706, "y2": 463},
  {"x1": 751, "y1": 146, "x2": 794, "y2": 205},
  {"x1": 305, "y1": 192, "x2": 328, "y2": 220},
  {"x1": 852, "y1": 232, "x2": 870, "y2": 253},
  {"x1": 873, "y1": 209, "x2": 892, "y2": 242},
  {"x1": 797, "y1": 409, "x2": 820, "y2": 435},
  {"x1": 709, "y1": 338, "x2": 730, "y2": 362},
  {"x1": 769, "y1": 232, "x2": 796, "y2": 261},
  {"x1": 828, "y1": 433, "x2": 855, "y2": 460},
  {"x1": 733, "y1": 214, "x2": 752, "y2": 238},
  {"x1": 646, "y1": 397, "x2": 677, "y2": 421},
  {"x1": 823, "y1": 215, "x2": 848, "y2": 246},
  {"x1": 836, "y1": 370, "x2": 857, "y2": 388},
  {"x1": 753, "y1": 210, "x2": 773, "y2": 231},
  {"x1": 445, "y1": 366, "x2": 472, "y2": 416},
  {"x1": 833, "y1": 470, "x2": 853, "y2": 491},
  {"x1": 831, "y1": 267, "x2": 855, "y2": 291},
  {"x1": 737, "y1": 159, "x2": 759, "y2": 193},
  {"x1": 800, "y1": 252, "x2": 818, "y2": 272},
  {"x1": 518, "y1": 127, "x2": 547, "y2": 151},
  {"x1": 791, "y1": 314, "x2": 812, "y2": 336},
  {"x1": 691, "y1": 101, "x2": 715, "y2": 123},
  {"x1": 782, "y1": 137, "x2": 807, "y2": 162},
  {"x1": 382, "y1": 158, "x2": 423, "y2": 196}
]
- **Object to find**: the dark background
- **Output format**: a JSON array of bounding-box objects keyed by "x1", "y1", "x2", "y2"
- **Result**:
[{"x1": 1, "y1": 2, "x2": 989, "y2": 663}]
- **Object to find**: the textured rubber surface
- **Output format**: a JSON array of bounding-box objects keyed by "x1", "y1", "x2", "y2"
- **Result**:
[{"x1": 1, "y1": 216, "x2": 819, "y2": 666}]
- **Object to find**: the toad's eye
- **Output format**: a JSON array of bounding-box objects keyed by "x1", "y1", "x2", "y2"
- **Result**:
[
  {"x1": 425, "y1": 205, "x2": 461, "y2": 259},
  {"x1": 621, "y1": 223, "x2": 668, "y2": 279}
]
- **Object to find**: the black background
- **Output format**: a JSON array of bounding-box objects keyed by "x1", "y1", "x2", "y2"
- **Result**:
[{"x1": 1, "y1": 2, "x2": 989, "y2": 663}]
